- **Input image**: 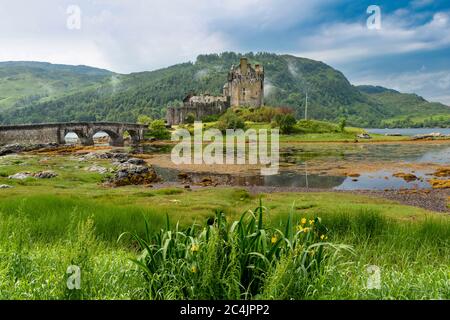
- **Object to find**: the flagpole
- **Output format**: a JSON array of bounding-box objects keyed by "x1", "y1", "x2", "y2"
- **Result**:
[{"x1": 305, "y1": 91, "x2": 308, "y2": 121}]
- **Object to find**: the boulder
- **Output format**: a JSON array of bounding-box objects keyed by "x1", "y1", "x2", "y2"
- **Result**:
[
  {"x1": 199, "y1": 177, "x2": 214, "y2": 186},
  {"x1": 0, "y1": 184, "x2": 13, "y2": 189},
  {"x1": 127, "y1": 158, "x2": 146, "y2": 165},
  {"x1": 33, "y1": 171, "x2": 58, "y2": 179},
  {"x1": 178, "y1": 172, "x2": 190, "y2": 180},
  {"x1": 357, "y1": 133, "x2": 372, "y2": 139},
  {"x1": 97, "y1": 152, "x2": 130, "y2": 162},
  {"x1": 393, "y1": 172, "x2": 418, "y2": 182},
  {"x1": 85, "y1": 165, "x2": 108, "y2": 174},
  {"x1": 8, "y1": 172, "x2": 33, "y2": 180},
  {"x1": 110, "y1": 165, "x2": 160, "y2": 187}
]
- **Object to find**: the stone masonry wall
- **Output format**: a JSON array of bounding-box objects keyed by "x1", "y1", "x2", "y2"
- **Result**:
[
  {"x1": 0, "y1": 123, "x2": 147, "y2": 146},
  {"x1": 0, "y1": 125, "x2": 61, "y2": 146}
]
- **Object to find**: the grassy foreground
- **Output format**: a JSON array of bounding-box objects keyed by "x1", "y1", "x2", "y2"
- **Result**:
[{"x1": 0, "y1": 186, "x2": 448, "y2": 300}]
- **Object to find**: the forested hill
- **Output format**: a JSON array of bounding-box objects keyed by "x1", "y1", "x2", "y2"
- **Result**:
[
  {"x1": 0, "y1": 61, "x2": 113, "y2": 112},
  {"x1": 0, "y1": 53, "x2": 448, "y2": 127}
]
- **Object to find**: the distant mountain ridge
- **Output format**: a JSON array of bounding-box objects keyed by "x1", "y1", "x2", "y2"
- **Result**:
[{"x1": 0, "y1": 53, "x2": 448, "y2": 127}]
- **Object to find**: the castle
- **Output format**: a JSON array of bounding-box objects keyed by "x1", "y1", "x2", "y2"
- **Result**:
[{"x1": 166, "y1": 58, "x2": 264, "y2": 126}]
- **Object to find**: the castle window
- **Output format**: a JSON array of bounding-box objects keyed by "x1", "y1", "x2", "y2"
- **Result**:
[{"x1": 242, "y1": 88, "x2": 246, "y2": 97}]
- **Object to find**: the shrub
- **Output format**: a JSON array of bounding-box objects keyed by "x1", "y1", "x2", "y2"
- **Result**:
[
  {"x1": 201, "y1": 114, "x2": 220, "y2": 123},
  {"x1": 216, "y1": 110, "x2": 246, "y2": 132},
  {"x1": 240, "y1": 106, "x2": 295, "y2": 123},
  {"x1": 339, "y1": 118, "x2": 347, "y2": 133},
  {"x1": 273, "y1": 114, "x2": 297, "y2": 134},
  {"x1": 148, "y1": 120, "x2": 171, "y2": 140},
  {"x1": 185, "y1": 113, "x2": 195, "y2": 124}
]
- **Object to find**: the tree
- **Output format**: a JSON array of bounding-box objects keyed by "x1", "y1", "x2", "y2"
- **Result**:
[
  {"x1": 137, "y1": 115, "x2": 153, "y2": 125},
  {"x1": 339, "y1": 117, "x2": 347, "y2": 133},
  {"x1": 216, "y1": 110, "x2": 246, "y2": 132},
  {"x1": 149, "y1": 120, "x2": 171, "y2": 140}
]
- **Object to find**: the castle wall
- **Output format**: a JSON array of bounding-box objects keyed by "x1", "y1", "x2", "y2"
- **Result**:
[{"x1": 166, "y1": 99, "x2": 230, "y2": 126}]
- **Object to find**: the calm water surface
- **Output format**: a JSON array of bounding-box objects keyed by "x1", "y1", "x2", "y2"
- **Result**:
[
  {"x1": 141, "y1": 142, "x2": 450, "y2": 190},
  {"x1": 366, "y1": 128, "x2": 450, "y2": 136}
]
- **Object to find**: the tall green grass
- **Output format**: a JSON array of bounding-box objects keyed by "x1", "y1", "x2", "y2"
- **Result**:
[
  {"x1": 0, "y1": 195, "x2": 166, "y2": 243},
  {"x1": 0, "y1": 193, "x2": 448, "y2": 299},
  {"x1": 120, "y1": 201, "x2": 352, "y2": 300}
]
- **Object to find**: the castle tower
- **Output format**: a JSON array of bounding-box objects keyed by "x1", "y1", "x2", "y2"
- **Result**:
[{"x1": 227, "y1": 57, "x2": 264, "y2": 108}]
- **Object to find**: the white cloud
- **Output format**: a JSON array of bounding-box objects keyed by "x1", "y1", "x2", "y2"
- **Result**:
[
  {"x1": 295, "y1": 11, "x2": 450, "y2": 64},
  {"x1": 0, "y1": 0, "x2": 449, "y2": 105},
  {"x1": 0, "y1": 0, "x2": 335, "y2": 72}
]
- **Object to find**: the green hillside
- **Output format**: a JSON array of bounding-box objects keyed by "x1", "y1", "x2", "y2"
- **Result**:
[
  {"x1": 357, "y1": 85, "x2": 450, "y2": 128},
  {"x1": 0, "y1": 53, "x2": 448, "y2": 127},
  {"x1": 0, "y1": 61, "x2": 113, "y2": 112}
]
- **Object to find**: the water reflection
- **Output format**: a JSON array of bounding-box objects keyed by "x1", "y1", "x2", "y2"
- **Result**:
[
  {"x1": 142, "y1": 142, "x2": 449, "y2": 190},
  {"x1": 280, "y1": 144, "x2": 450, "y2": 164},
  {"x1": 154, "y1": 166, "x2": 346, "y2": 189},
  {"x1": 335, "y1": 170, "x2": 431, "y2": 191}
]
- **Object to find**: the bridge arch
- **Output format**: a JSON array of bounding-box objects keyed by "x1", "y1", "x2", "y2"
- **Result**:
[
  {"x1": 63, "y1": 128, "x2": 93, "y2": 146},
  {"x1": 92, "y1": 128, "x2": 123, "y2": 147}
]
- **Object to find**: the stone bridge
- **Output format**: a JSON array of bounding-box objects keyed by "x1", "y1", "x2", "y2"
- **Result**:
[{"x1": 0, "y1": 122, "x2": 148, "y2": 147}]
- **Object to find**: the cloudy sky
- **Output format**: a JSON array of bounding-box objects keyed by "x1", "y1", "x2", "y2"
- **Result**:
[{"x1": 0, "y1": 0, "x2": 450, "y2": 104}]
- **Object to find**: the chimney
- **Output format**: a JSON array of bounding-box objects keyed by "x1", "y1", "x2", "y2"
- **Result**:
[{"x1": 240, "y1": 57, "x2": 248, "y2": 74}]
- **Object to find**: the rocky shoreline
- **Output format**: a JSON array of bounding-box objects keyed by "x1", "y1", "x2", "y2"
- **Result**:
[
  {"x1": 239, "y1": 186, "x2": 450, "y2": 213},
  {"x1": 0, "y1": 143, "x2": 59, "y2": 156},
  {"x1": 1, "y1": 143, "x2": 448, "y2": 213}
]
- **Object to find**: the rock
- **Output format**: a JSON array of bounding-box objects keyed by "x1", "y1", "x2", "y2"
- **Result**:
[
  {"x1": 385, "y1": 133, "x2": 402, "y2": 136},
  {"x1": 393, "y1": 172, "x2": 418, "y2": 182},
  {"x1": 117, "y1": 170, "x2": 129, "y2": 179},
  {"x1": 33, "y1": 171, "x2": 58, "y2": 179},
  {"x1": 199, "y1": 177, "x2": 214, "y2": 186},
  {"x1": 347, "y1": 173, "x2": 361, "y2": 178},
  {"x1": 85, "y1": 165, "x2": 108, "y2": 174},
  {"x1": 357, "y1": 133, "x2": 372, "y2": 139},
  {"x1": 0, "y1": 184, "x2": 13, "y2": 189},
  {"x1": 97, "y1": 152, "x2": 130, "y2": 162},
  {"x1": 110, "y1": 165, "x2": 160, "y2": 187},
  {"x1": 8, "y1": 172, "x2": 33, "y2": 180},
  {"x1": 428, "y1": 179, "x2": 450, "y2": 189},
  {"x1": 433, "y1": 168, "x2": 450, "y2": 177},
  {"x1": 11, "y1": 168, "x2": 58, "y2": 179},
  {"x1": 78, "y1": 153, "x2": 98, "y2": 161},
  {"x1": 0, "y1": 143, "x2": 59, "y2": 156},
  {"x1": 178, "y1": 173, "x2": 190, "y2": 180},
  {"x1": 127, "y1": 158, "x2": 146, "y2": 165}
]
